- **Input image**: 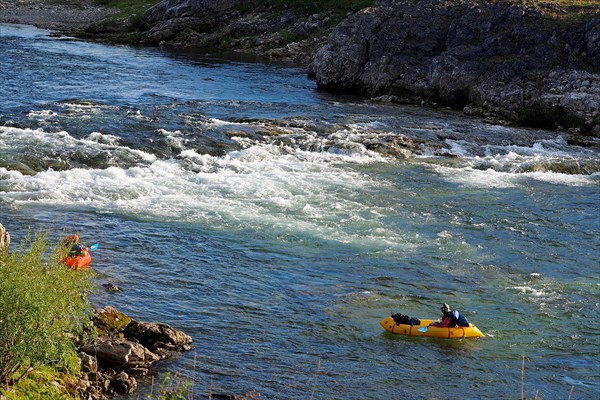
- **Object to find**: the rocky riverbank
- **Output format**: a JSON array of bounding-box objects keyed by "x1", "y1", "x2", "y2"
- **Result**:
[
  {"x1": 0, "y1": 0, "x2": 117, "y2": 31},
  {"x1": 309, "y1": 0, "x2": 600, "y2": 135},
  {"x1": 78, "y1": 306, "x2": 193, "y2": 399},
  {"x1": 1, "y1": 0, "x2": 598, "y2": 137},
  {"x1": 107, "y1": 0, "x2": 600, "y2": 136}
]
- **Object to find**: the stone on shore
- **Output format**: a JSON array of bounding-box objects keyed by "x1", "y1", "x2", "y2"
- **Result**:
[
  {"x1": 80, "y1": 336, "x2": 161, "y2": 368},
  {"x1": 78, "y1": 306, "x2": 193, "y2": 397},
  {"x1": 124, "y1": 320, "x2": 193, "y2": 353}
]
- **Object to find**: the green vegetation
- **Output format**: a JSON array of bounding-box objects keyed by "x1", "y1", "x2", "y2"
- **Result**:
[
  {"x1": 255, "y1": 0, "x2": 375, "y2": 15},
  {"x1": 2, "y1": 365, "x2": 83, "y2": 400},
  {"x1": 547, "y1": 0, "x2": 600, "y2": 12},
  {"x1": 94, "y1": 0, "x2": 159, "y2": 19},
  {"x1": 147, "y1": 372, "x2": 193, "y2": 400},
  {"x1": 516, "y1": 103, "x2": 583, "y2": 130},
  {"x1": 0, "y1": 230, "x2": 95, "y2": 397}
]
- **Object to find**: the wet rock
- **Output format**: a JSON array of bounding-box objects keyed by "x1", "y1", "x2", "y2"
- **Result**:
[
  {"x1": 101, "y1": 283, "x2": 122, "y2": 292},
  {"x1": 80, "y1": 336, "x2": 161, "y2": 368},
  {"x1": 126, "y1": 367, "x2": 149, "y2": 378},
  {"x1": 124, "y1": 320, "x2": 193, "y2": 353},
  {"x1": 79, "y1": 306, "x2": 193, "y2": 398},
  {"x1": 110, "y1": 371, "x2": 137, "y2": 394},
  {"x1": 212, "y1": 394, "x2": 247, "y2": 400}
]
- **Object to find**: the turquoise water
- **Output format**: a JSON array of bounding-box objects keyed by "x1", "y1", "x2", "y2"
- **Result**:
[{"x1": 1, "y1": 24, "x2": 599, "y2": 399}]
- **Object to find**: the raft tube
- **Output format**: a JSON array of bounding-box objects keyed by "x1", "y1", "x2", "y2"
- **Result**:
[
  {"x1": 380, "y1": 317, "x2": 483, "y2": 339},
  {"x1": 63, "y1": 247, "x2": 92, "y2": 270}
]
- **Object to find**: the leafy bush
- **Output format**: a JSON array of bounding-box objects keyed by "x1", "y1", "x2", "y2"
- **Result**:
[
  {"x1": 147, "y1": 372, "x2": 192, "y2": 400},
  {"x1": 516, "y1": 104, "x2": 582, "y2": 129},
  {"x1": 0, "y1": 230, "x2": 96, "y2": 385},
  {"x1": 256, "y1": 0, "x2": 375, "y2": 14}
]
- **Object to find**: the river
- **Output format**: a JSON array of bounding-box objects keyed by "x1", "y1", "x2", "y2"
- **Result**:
[{"x1": 1, "y1": 24, "x2": 599, "y2": 399}]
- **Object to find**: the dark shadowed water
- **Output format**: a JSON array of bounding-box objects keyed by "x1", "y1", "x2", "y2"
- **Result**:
[{"x1": 1, "y1": 24, "x2": 599, "y2": 399}]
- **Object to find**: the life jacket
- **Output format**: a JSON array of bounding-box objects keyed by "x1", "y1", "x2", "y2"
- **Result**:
[
  {"x1": 451, "y1": 309, "x2": 470, "y2": 327},
  {"x1": 68, "y1": 243, "x2": 84, "y2": 257}
]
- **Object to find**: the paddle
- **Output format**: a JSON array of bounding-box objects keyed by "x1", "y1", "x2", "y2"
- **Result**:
[
  {"x1": 89, "y1": 243, "x2": 99, "y2": 251},
  {"x1": 418, "y1": 326, "x2": 428, "y2": 333}
]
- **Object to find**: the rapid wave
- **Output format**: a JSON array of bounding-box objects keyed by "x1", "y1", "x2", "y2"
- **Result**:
[
  {"x1": 426, "y1": 138, "x2": 600, "y2": 187},
  {"x1": 0, "y1": 125, "x2": 409, "y2": 248}
]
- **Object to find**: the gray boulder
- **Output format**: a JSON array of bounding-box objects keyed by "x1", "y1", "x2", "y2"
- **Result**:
[
  {"x1": 124, "y1": 320, "x2": 193, "y2": 353},
  {"x1": 80, "y1": 336, "x2": 160, "y2": 368}
]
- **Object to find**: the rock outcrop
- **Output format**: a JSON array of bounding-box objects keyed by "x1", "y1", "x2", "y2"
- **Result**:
[
  {"x1": 79, "y1": 306, "x2": 193, "y2": 398},
  {"x1": 139, "y1": 0, "x2": 333, "y2": 63},
  {"x1": 309, "y1": 0, "x2": 599, "y2": 132}
]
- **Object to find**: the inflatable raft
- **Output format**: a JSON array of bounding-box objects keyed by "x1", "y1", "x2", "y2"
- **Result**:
[
  {"x1": 63, "y1": 247, "x2": 92, "y2": 270},
  {"x1": 380, "y1": 317, "x2": 483, "y2": 339}
]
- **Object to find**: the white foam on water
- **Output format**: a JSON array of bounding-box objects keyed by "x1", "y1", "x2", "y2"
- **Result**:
[
  {"x1": 0, "y1": 126, "x2": 157, "y2": 163},
  {"x1": 433, "y1": 165, "x2": 600, "y2": 189},
  {"x1": 511, "y1": 285, "x2": 547, "y2": 297},
  {"x1": 156, "y1": 128, "x2": 187, "y2": 151},
  {"x1": 0, "y1": 136, "x2": 412, "y2": 249},
  {"x1": 433, "y1": 164, "x2": 598, "y2": 188},
  {"x1": 429, "y1": 137, "x2": 600, "y2": 188},
  {"x1": 86, "y1": 132, "x2": 121, "y2": 145},
  {"x1": 27, "y1": 109, "x2": 57, "y2": 119}
]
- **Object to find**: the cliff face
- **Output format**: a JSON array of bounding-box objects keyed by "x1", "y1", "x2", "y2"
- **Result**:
[
  {"x1": 309, "y1": 0, "x2": 599, "y2": 132},
  {"x1": 141, "y1": 0, "x2": 334, "y2": 63}
]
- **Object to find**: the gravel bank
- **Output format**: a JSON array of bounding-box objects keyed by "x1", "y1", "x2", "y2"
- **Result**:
[{"x1": 0, "y1": 0, "x2": 116, "y2": 31}]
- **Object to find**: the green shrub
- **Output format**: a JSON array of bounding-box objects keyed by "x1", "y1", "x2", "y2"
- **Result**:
[
  {"x1": 129, "y1": 13, "x2": 150, "y2": 32},
  {"x1": 146, "y1": 372, "x2": 192, "y2": 400},
  {"x1": 255, "y1": 0, "x2": 374, "y2": 14},
  {"x1": 0, "y1": 230, "x2": 96, "y2": 385},
  {"x1": 516, "y1": 104, "x2": 582, "y2": 129}
]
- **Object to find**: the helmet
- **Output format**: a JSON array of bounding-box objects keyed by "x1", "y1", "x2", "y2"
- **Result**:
[
  {"x1": 441, "y1": 303, "x2": 451, "y2": 311},
  {"x1": 64, "y1": 234, "x2": 79, "y2": 243}
]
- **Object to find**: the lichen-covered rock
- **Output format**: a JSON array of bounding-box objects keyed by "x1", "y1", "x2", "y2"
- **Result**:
[{"x1": 92, "y1": 306, "x2": 133, "y2": 335}]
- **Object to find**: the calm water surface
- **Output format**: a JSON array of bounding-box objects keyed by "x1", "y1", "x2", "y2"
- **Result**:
[{"x1": 1, "y1": 24, "x2": 599, "y2": 399}]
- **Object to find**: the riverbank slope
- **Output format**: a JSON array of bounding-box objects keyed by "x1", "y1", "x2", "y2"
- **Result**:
[{"x1": 0, "y1": 0, "x2": 117, "y2": 31}]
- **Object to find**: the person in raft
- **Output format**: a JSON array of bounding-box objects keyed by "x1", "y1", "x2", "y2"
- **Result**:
[
  {"x1": 63, "y1": 234, "x2": 86, "y2": 257},
  {"x1": 429, "y1": 303, "x2": 470, "y2": 327}
]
